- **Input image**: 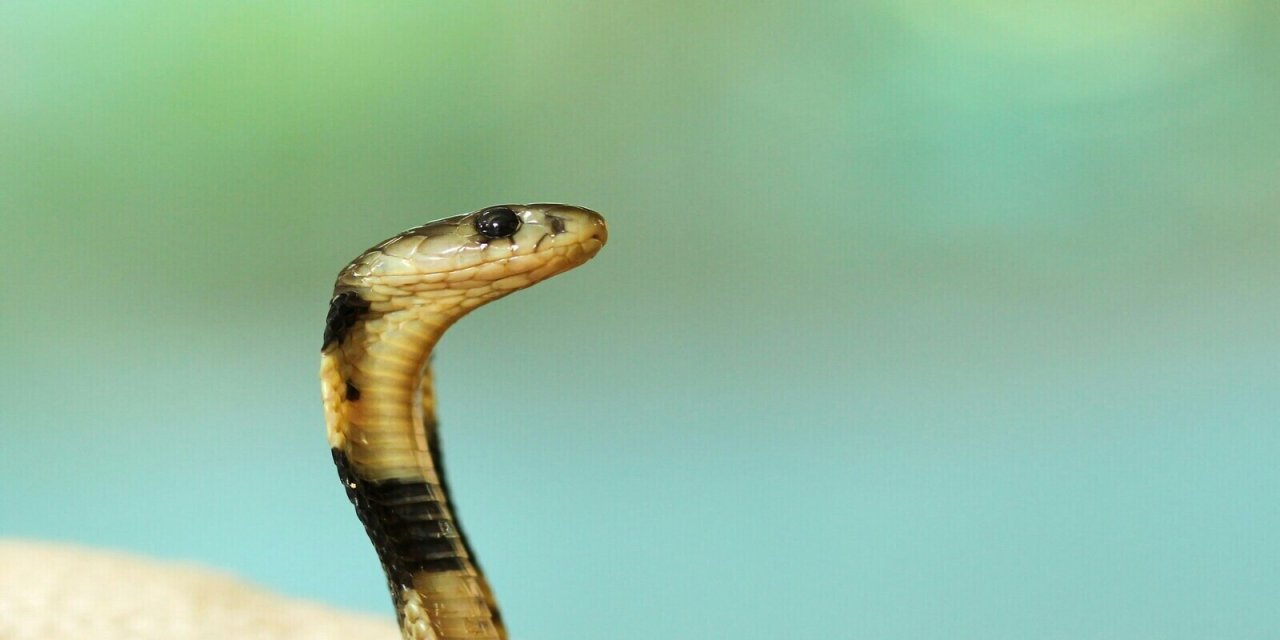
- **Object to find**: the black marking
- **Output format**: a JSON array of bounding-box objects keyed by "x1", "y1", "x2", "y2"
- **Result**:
[
  {"x1": 332, "y1": 449, "x2": 468, "y2": 614},
  {"x1": 422, "y1": 428, "x2": 503, "y2": 628},
  {"x1": 545, "y1": 213, "x2": 567, "y2": 235},
  {"x1": 344, "y1": 380, "x2": 361, "y2": 401},
  {"x1": 322, "y1": 291, "x2": 370, "y2": 350},
  {"x1": 426, "y1": 429, "x2": 489, "y2": 579}
]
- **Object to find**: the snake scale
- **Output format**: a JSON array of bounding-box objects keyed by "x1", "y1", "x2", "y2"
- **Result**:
[{"x1": 320, "y1": 204, "x2": 608, "y2": 640}]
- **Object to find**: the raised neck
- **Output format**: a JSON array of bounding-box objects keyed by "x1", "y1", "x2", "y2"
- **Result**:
[{"x1": 322, "y1": 307, "x2": 505, "y2": 640}]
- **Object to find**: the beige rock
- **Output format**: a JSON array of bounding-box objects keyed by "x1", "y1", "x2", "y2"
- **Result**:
[{"x1": 0, "y1": 541, "x2": 399, "y2": 640}]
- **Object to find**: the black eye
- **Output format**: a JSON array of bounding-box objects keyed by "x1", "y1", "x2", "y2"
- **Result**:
[{"x1": 474, "y1": 207, "x2": 522, "y2": 239}]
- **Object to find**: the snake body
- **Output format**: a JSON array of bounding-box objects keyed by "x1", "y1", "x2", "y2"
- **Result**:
[{"x1": 319, "y1": 204, "x2": 607, "y2": 640}]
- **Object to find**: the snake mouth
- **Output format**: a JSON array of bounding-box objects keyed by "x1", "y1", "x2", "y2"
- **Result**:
[{"x1": 484, "y1": 230, "x2": 605, "y2": 287}]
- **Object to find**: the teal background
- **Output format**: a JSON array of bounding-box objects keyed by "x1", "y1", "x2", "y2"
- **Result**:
[{"x1": 3, "y1": 3, "x2": 1278, "y2": 638}]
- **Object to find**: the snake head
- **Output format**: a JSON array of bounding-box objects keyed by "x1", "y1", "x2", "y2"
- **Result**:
[{"x1": 332, "y1": 204, "x2": 608, "y2": 318}]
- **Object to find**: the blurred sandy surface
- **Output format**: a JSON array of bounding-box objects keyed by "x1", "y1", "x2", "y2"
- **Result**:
[{"x1": 0, "y1": 541, "x2": 398, "y2": 640}]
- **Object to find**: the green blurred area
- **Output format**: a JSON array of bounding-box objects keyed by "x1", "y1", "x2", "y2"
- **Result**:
[{"x1": 2, "y1": 3, "x2": 1278, "y2": 639}]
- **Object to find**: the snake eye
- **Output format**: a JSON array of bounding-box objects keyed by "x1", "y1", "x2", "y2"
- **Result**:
[{"x1": 474, "y1": 207, "x2": 522, "y2": 239}]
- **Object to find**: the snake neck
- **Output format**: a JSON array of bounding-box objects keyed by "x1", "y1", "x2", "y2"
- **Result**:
[{"x1": 322, "y1": 308, "x2": 505, "y2": 640}]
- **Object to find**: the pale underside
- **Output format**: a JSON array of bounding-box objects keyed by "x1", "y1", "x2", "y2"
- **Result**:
[{"x1": 0, "y1": 541, "x2": 399, "y2": 640}]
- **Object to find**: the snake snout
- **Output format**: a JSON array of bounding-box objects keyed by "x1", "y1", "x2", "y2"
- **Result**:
[
  {"x1": 585, "y1": 211, "x2": 608, "y2": 246},
  {"x1": 554, "y1": 205, "x2": 608, "y2": 246}
]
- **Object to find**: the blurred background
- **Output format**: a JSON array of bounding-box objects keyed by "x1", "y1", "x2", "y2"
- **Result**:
[{"x1": 2, "y1": 2, "x2": 1278, "y2": 638}]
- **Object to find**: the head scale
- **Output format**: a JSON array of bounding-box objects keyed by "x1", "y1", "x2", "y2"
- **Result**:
[{"x1": 331, "y1": 203, "x2": 607, "y2": 323}]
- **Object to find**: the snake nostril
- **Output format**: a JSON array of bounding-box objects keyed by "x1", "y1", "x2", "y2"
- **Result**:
[{"x1": 545, "y1": 214, "x2": 567, "y2": 236}]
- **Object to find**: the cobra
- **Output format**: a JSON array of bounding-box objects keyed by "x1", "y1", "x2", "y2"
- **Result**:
[{"x1": 319, "y1": 204, "x2": 608, "y2": 640}]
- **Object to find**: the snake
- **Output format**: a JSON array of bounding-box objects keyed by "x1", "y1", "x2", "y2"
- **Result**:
[{"x1": 319, "y1": 204, "x2": 608, "y2": 640}]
